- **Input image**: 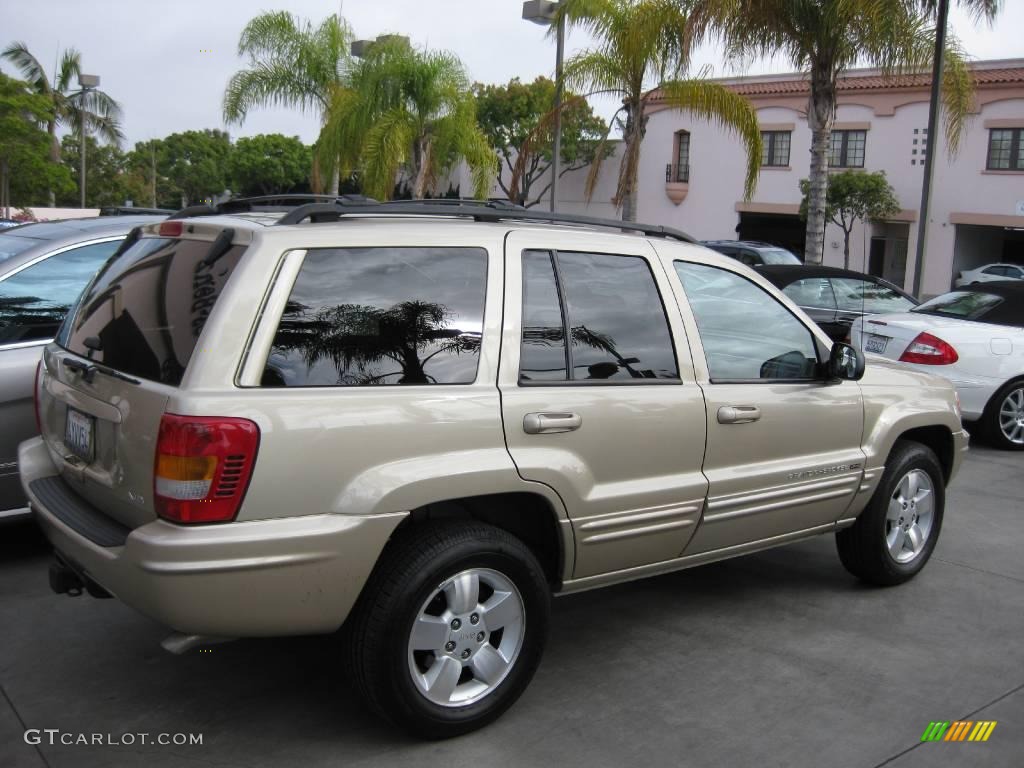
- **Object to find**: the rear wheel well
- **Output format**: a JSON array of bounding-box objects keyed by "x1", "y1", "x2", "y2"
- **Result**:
[
  {"x1": 389, "y1": 493, "x2": 564, "y2": 589},
  {"x1": 895, "y1": 426, "x2": 954, "y2": 483}
]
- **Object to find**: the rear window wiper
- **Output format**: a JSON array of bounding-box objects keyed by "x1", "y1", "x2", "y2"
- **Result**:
[
  {"x1": 61, "y1": 357, "x2": 140, "y2": 385},
  {"x1": 201, "y1": 228, "x2": 236, "y2": 268}
]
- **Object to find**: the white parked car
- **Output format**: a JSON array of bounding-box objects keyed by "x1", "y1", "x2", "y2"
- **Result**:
[
  {"x1": 954, "y1": 263, "x2": 1024, "y2": 288},
  {"x1": 851, "y1": 281, "x2": 1024, "y2": 449}
]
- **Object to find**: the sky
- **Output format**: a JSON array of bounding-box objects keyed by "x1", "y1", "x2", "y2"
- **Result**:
[{"x1": 3, "y1": 0, "x2": 1023, "y2": 149}]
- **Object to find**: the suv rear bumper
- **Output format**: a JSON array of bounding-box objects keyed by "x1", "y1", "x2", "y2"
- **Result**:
[{"x1": 19, "y1": 437, "x2": 405, "y2": 637}]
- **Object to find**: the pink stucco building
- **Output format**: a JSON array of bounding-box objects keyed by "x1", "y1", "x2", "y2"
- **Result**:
[{"x1": 547, "y1": 58, "x2": 1024, "y2": 297}]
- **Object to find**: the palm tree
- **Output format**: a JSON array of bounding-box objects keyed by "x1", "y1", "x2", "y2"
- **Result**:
[
  {"x1": 320, "y1": 40, "x2": 494, "y2": 200},
  {"x1": 1, "y1": 43, "x2": 123, "y2": 206},
  {"x1": 223, "y1": 11, "x2": 353, "y2": 195},
  {"x1": 556, "y1": 0, "x2": 762, "y2": 222},
  {"x1": 685, "y1": 0, "x2": 988, "y2": 263}
]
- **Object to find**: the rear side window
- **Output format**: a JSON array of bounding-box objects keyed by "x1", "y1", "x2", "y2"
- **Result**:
[
  {"x1": 1, "y1": 240, "x2": 122, "y2": 345},
  {"x1": 519, "y1": 250, "x2": 679, "y2": 382},
  {"x1": 59, "y1": 236, "x2": 246, "y2": 385},
  {"x1": 264, "y1": 247, "x2": 487, "y2": 387},
  {"x1": 783, "y1": 277, "x2": 837, "y2": 310}
]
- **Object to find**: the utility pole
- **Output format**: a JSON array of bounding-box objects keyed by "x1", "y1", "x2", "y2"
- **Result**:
[
  {"x1": 911, "y1": 0, "x2": 948, "y2": 298},
  {"x1": 151, "y1": 143, "x2": 157, "y2": 208}
]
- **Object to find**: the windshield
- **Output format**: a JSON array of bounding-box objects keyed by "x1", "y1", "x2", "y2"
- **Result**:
[
  {"x1": 911, "y1": 291, "x2": 1003, "y2": 320},
  {"x1": 759, "y1": 248, "x2": 801, "y2": 265}
]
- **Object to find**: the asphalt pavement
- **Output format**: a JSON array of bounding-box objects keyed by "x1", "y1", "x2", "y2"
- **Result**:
[{"x1": 1, "y1": 443, "x2": 1021, "y2": 768}]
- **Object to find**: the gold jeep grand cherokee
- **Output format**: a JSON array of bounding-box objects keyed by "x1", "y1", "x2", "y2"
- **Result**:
[{"x1": 20, "y1": 199, "x2": 968, "y2": 738}]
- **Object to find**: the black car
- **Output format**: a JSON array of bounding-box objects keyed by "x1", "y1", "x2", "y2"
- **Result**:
[
  {"x1": 702, "y1": 240, "x2": 802, "y2": 266},
  {"x1": 757, "y1": 264, "x2": 918, "y2": 342}
]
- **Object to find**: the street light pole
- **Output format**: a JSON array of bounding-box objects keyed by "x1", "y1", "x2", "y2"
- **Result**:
[
  {"x1": 551, "y1": 11, "x2": 564, "y2": 213},
  {"x1": 911, "y1": 0, "x2": 948, "y2": 298},
  {"x1": 523, "y1": 0, "x2": 563, "y2": 212},
  {"x1": 78, "y1": 73, "x2": 100, "y2": 209}
]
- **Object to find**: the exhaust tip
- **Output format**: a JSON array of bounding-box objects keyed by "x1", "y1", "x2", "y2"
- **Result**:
[{"x1": 161, "y1": 633, "x2": 237, "y2": 655}]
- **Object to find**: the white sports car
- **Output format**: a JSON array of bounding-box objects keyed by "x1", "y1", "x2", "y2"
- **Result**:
[
  {"x1": 851, "y1": 281, "x2": 1024, "y2": 450},
  {"x1": 954, "y1": 263, "x2": 1024, "y2": 288}
]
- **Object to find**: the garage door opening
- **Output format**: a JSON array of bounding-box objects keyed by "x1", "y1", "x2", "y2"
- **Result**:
[
  {"x1": 737, "y1": 213, "x2": 806, "y2": 259},
  {"x1": 952, "y1": 225, "x2": 1024, "y2": 290}
]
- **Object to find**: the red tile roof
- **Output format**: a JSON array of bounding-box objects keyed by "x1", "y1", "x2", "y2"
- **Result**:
[{"x1": 650, "y1": 65, "x2": 1024, "y2": 100}]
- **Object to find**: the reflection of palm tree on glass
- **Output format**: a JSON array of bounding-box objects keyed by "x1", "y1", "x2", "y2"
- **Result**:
[
  {"x1": 270, "y1": 300, "x2": 481, "y2": 385},
  {"x1": 522, "y1": 324, "x2": 649, "y2": 379}
]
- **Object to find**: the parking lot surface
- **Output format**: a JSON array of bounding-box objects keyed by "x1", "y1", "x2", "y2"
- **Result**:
[{"x1": 1, "y1": 443, "x2": 1021, "y2": 768}]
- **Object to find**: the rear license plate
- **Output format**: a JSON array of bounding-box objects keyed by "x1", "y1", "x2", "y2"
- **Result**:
[
  {"x1": 865, "y1": 334, "x2": 889, "y2": 354},
  {"x1": 65, "y1": 408, "x2": 94, "y2": 462}
]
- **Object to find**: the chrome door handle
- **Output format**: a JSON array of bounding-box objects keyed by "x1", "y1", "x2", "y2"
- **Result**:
[
  {"x1": 717, "y1": 405, "x2": 761, "y2": 424},
  {"x1": 523, "y1": 412, "x2": 582, "y2": 434}
]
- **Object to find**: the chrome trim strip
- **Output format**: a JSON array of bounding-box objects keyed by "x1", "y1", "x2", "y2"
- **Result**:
[
  {"x1": 582, "y1": 519, "x2": 695, "y2": 545},
  {"x1": 559, "y1": 522, "x2": 837, "y2": 595},
  {"x1": 0, "y1": 339, "x2": 50, "y2": 351},
  {"x1": 706, "y1": 474, "x2": 858, "y2": 511},
  {"x1": 858, "y1": 468, "x2": 882, "y2": 494},
  {"x1": 579, "y1": 503, "x2": 702, "y2": 531},
  {"x1": 703, "y1": 487, "x2": 855, "y2": 523},
  {"x1": 0, "y1": 236, "x2": 124, "y2": 281},
  {"x1": 0, "y1": 506, "x2": 31, "y2": 521}
]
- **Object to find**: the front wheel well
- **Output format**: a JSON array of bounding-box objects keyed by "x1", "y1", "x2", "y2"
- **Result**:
[
  {"x1": 389, "y1": 492, "x2": 565, "y2": 589},
  {"x1": 894, "y1": 426, "x2": 954, "y2": 483}
]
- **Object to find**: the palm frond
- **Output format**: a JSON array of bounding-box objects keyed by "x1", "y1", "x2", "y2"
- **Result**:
[
  {"x1": 360, "y1": 107, "x2": 416, "y2": 199},
  {"x1": 1, "y1": 41, "x2": 50, "y2": 93},
  {"x1": 55, "y1": 47, "x2": 82, "y2": 93},
  {"x1": 657, "y1": 78, "x2": 761, "y2": 199}
]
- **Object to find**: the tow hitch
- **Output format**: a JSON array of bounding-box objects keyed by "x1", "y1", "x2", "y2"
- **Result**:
[{"x1": 48, "y1": 556, "x2": 111, "y2": 598}]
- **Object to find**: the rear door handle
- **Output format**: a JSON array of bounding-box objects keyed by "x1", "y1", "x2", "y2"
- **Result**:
[
  {"x1": 717, "y1": 405, "x2": 761, "y2": 425},
  {"x1": 523, "y1": 412, "x2": 582, "y2": 434}
]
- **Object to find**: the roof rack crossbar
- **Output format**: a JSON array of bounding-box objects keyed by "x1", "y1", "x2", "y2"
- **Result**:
[{"x1": 273, "y1": 200, "x2": 697, "y2": 243}]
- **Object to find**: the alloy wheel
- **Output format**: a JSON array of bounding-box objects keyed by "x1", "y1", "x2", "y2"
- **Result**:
[
  {"x1": 885, "y1": 469, "x2": 935, "y2": 564},
  {"x1": 407, "y1": 568, "x2": 525, "y2": 708},
  {"x1": 998, "y1": 386, "x2": 1024, "y2": 445}
]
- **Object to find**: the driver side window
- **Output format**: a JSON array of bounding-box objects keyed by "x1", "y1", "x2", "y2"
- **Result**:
[{"x1": 674, "y1": 261, "x2": 820, "y2": 382}]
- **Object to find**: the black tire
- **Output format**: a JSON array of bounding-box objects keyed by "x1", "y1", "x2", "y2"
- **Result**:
[
  {"x1": 836, "y1": 440, "x2": 945, "y2": 586},
  {"x1": 346, "y1": 520, "x2": 550, "y2": 739},
  {"x1": 980, "y1": 378, "x2": 1024, "y2": 451}
]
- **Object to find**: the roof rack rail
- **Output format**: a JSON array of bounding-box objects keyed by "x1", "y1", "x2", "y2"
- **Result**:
[
  {"x1": 274, "y1": 199, "x2": 697, "y2": 243},
  {"x1": 166, "y1": 194, "x2": 380, "y2": 220}
]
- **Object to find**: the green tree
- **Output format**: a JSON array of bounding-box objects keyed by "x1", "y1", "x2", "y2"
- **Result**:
[
  {"x1": 57, "y1": 135, "x2": 132, "y2": 208},
  {"x1": 686, "y1": 0, "x2": 998, "y2": 263},
  {"x1": 223, "y1": 11, "x2": 353, "y2": 195},
  {"x1": 2, "y1": 42, "x2": 123, "y2": 205},
  {"x1": 473, "y1": 77, "x2": 609, "y2": 207},
  {"x1": 228, "y1": 134, "x2": 312, "y2": 196},
  {"x1": 158, "y1": 130, "x2": 232, "y2": 207},
  {"x1": 799, "y1": 170, "x2": 900, "y2": 269},
  {"x1": 556, "y1": 0, "x2": 761, "y2": 222},
  {"x1": 322, "y1": 39, "x2": 494, "y2": 200},
  {"x1": 0, "y1": 73, "x2": 74, "y2": 211}
]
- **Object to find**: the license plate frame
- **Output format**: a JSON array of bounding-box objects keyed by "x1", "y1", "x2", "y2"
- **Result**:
[
  {"x1": 865, "y1": 334, "x2": 889, "y2": 354},
  {"x1": 65, "y1": 408, "x2": 95, "y2": 463}
]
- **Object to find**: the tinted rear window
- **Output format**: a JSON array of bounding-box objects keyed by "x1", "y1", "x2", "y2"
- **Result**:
[
  {"x1": 264, "y1": 247, "x2": 487, "y2": 387},
  {"x1": 911, "y1": 291, "x2": 1005, "y2": 322},
  {"x1": 58, "y1": 236, "x2": 246, "y2": 385}
]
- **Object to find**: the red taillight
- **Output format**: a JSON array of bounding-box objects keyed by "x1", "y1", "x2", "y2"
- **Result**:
[
  {"x1": 153, "y1": 414, "x2": 260, "y2": 524},
  {"x1": 899, "y1": 332, "x2": 959, "y2": 365},
  {"x1": 158, "y1": 221, "x2": 183, "y2": 237},
  {"x1": 33, "y1": 359, "x2": 43, "y2": 433}
]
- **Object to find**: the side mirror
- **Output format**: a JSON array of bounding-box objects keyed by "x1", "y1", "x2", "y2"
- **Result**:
[{"x1": 827, "y1": 342, "x2": 865, "y2": 381}]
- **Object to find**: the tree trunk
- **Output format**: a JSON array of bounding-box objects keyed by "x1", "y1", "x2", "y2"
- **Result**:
[
  {"x1": 843, "y1": 231, "x2": 851, "y2": 270},
  {"x1": 804, "y1": 63, "x2": 836, "y2": 264},
  {"x1": 411, "y1": 137, "x2": 432, "y2": 200},
  {"x1": 329, "y1": 163, "x2": 340, "y2": 196},
  {"x1": 619, "y1": 101, "x2": 647, "y2": 223}
]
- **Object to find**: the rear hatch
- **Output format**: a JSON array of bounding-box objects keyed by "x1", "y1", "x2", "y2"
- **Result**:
[{"x1": 38, "y1": 226, "x2": 248, "y2": 529}]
